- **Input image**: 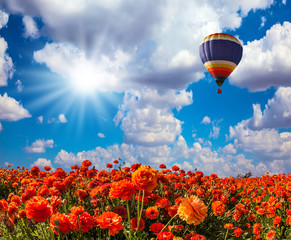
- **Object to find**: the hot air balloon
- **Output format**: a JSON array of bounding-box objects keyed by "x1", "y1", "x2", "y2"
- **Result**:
[{"x1": 199, "y1": 33, "x2": 243, "y2": 94}]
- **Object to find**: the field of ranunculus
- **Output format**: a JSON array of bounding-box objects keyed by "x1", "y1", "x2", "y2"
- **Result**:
[{"x1": 0, "y1": 160, "x2": 290, "y2": 240}]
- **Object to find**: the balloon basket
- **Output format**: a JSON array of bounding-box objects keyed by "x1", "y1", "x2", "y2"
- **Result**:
[{"x1": 217, "y1": 89, "x2": 222, "y2": 94}]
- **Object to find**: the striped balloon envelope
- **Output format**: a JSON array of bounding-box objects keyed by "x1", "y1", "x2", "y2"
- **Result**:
[{"x1": 199, "y1": 33, "x2": 243, "y2": 93}]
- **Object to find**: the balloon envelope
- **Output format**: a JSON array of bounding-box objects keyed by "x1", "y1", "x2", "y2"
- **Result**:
[{"x1": 199, "y1": 33, "x2": 243, "y2": 88}]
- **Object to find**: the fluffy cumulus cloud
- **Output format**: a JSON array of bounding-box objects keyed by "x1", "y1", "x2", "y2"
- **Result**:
[
  {"x1": 30, "y1": 158, "x2": 53, "y2": 170},
  {"x1": 248, "y1": 87, "x2": 291, "y2": 129},
  {"x1": 37, "y1": 115, "x2": 43, "y2": 124},
  {"x1": 98, "y1": 133, "x2": 105, "y2": 138},
  {"x1": 201, "y1": 116, "x2": 211, "y2": 124},
  {"x1": 114, "y1": 88, "x2": 192, "y2": 147},
  {"x1": 229, "y1": 120, "x2": 291, "y2": 164},
  {"x1": 53, "y1": 135, "x2": 282, "y2": 177},
  {"x1": 15, "y1": 79, "x2": 23, "y2": 92},
  {"x1": 2, "y1": 0, "x2": 275, "y2": 92},
  {"x1": 0, "y1": 93, "x2": 31, "y2": 121},
  {"x1": 0, "y1": 38, "x2": 14, "y2": 87},
  {"x1": 25, "y1": 139, "x2": 54, "y2": 153},
  {"x1": 230, "y1": 22, "x2": 291, "y2": 92},
  {"x1": 22, "y1": 15, "x2": 39, "y2": 38},
  {"x1": 0, "y1": 10, "x2": 9, "y2": 29},
  {"x1": 58, "y1": 113, "x2": 67, "y2": 123}
]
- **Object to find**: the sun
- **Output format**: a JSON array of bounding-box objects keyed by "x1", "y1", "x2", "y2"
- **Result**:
[{"x1": 70, "y1": 64, "x2": 99, "y2": 95}]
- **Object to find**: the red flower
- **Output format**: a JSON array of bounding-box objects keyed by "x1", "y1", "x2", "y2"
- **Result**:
[
  {"x1": 157, "y1": 231, "x2": 174, "y2": 240},
  {"x1": 159, "y1": 164, "x2": 167, "y2": 169},
  {"x1": 96, "y1": 211, "x2": 123, "y2": 236},
  {"x1": 273, "y1": 216, "x2": 282, "y2": 228},
  {"x1": 25, "y1": 196, "x2": 52, "y2": 222},
  {"x1": 191, "y1": 234, "x2": 207, "y2": 240},
  {"x1": 50, "y1": 212, "x2": 72, "y2": 234},
  {"x1": 113, "y1": 206, "x2": 127, "y2": 219},
  {"x1": 107, "y1": 164, "x2": 113, "y2": 168},
  {"x1": 130, "y1": 217, "x2": 145, "y2": 231},
  {"x1": 172, "y1": 165, "x2": 180, "y2": 171},
  {"x1": 70, "y1": 211, "x2": 95, "y2": 233},
  {"x1": 0, "y1": 199, "x2": 8, "y2": 213},
  {"x1": 266, "y1": 230, "x2": 276, "y2": 240},
  {"x1": 234, "y1": 228, "x2": 243, "y2": 237},
  {"x1": 150, "y1": 222, "x2": 165, "y2": 235}
]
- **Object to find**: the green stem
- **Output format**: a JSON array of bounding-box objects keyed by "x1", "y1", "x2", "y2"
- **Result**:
[
  {"x1": 159, "y1": 213, "x2": 178, "y2": 233},
  {"x1": 224, "y1": 229, "x2": 229, "y2": 240},
  {"x1": 40, "y1": 223, "x2": 48, "y2": 240},
  {"x1": 136, "y1": 190, "x2": 145, "y2": 232}
]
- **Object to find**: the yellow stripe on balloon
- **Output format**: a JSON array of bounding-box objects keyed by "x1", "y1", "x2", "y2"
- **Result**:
[
  {"x1": 202, "y1": 34, "x2": 242, "y2": 46},
  {"x1": 204, "y1": 60, "x2": 237, "y2": 70}
]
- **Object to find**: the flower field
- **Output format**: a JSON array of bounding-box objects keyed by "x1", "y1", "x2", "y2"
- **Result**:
[{"x1": 0, "y1": 160, "x2": 290, "y2": 240}]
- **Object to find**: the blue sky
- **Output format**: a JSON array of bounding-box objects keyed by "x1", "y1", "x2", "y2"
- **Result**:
[{"x1": 0, "y1": 0, "x2": 291, "y2": 177}]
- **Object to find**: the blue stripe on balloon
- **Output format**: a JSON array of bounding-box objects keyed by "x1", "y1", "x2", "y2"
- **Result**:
[{"x1": 199, "y1": 39, "x2": 242, "y2": 65}]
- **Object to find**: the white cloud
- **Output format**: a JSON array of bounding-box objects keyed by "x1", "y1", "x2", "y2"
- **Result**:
[
  {"x1": 0, "y1": 38, "x2": 14, "y2": 87},
  {"x1": 0, "y1": 93, "x2": 31, "y2": 121},
  {"x1": 0, "y1": 10, "x2": 9, "y2": 29},
  {"x1": 114, "y1": 88, "x2": 192, "y2": 147},
  {"x1": 209, "y1": 125, "x2": 220, "y2": 139},
  {"x1": 15, "y1": 79, "x2": 23, "y2": 92},
  {"x1": 34, "y1": 43, "x2": 129, "y2": 92},
  {"x1": 229, "y1": 120, "x2": 291, "y2": 162},
  {"x1": 58, "y1": 113, "x2": 67, "y2": 123},
  {"x1": 4, "y1": 0, "x2": 275, "y2": 92},
  {"x1": 248, "y1": 87, "x2": 291, "y2": 129},
  {"x1": 201, "y1": 116, "x2": 211, "y2": 124},
  {"x1": 260, "y1": 16, "x2": 266, "y2": 28},
  {"x1": 222, "y1": 143, "x2": 237, "y2": 155},
  {"x1": 230, "y1": 22, "x2": 291, "y2": 92},
  {"x1": 25, "y1": 139, "x2": 54, "y2": 153},
  {"x1": 22, "y1": 15, "x2": 39, "y2": 39},
  {"x1": 30, "y1": 158, "x2": 53, "y2": 170},
  {"x1": 0, "y1": 122, "x2": 2, "y2": 132},
  {"x1": 37, "y1": 115, "x2": 43, "y2": 124},
  {"x1": 282, "y1": 0, "x2": 287, "y2": 4},
  {"x1": 98, "y1": 133, "x2": 105, "y2": 138}
]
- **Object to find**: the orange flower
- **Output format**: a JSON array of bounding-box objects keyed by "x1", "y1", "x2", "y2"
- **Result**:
[
  {"x1": 50, "y1": 212, "x2": 72, "y2": 234},
  {"x1": 145, "y1": 206, "x2": 159, "y2": 220},
  {"x1": 96, "y1": 211, "x2": 123, "y2": 236},
  {"x1": 212, "y1": 201, "x2": 225, "y2": 216},
  {"x1": 178, "y1": 195, "x2": 207, "y2": 225},
  {"x1": 25, "y1": 196, "x2": 52, "y2": 222},
  {"x1": 224, "y1": 223, "x2": 233, "y2": 229},
  {"x1": 130, "y1": 217, "x2": 145, "y2": 231},
  {"x1": 109, "y1": 179, "x2": 136, "y2": 201},
  {"x1": 266, "y1": 230, "x2": 276, "y2": 240},
  {"x1": 131, "y1": 165, "x2": 158, "y2": 192}
]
